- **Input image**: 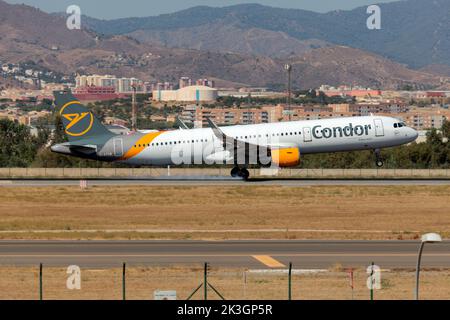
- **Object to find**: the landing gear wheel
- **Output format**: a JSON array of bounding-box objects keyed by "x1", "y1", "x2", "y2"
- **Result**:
[
  {"x1": 376, "y1": 160, "x2": 384, "y2": 168},
  {"x1": 231, "y1": 167, "x2": 240, "y2": 178},
  {"x1": 374, "y1": 149, "x2": 384, "y2": 168},
  {"x1": 240, "y1": 168, "x2": 250, "y2": 180}
]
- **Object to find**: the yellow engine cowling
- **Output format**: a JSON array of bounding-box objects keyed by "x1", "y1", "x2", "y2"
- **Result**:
[{"x1": 271, "y1": 148, "x2": 300, "y2": 167}]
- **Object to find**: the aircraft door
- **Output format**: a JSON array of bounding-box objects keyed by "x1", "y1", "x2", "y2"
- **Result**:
[
  {"x1": 114, "y1": 138, "x2": 124, "y2": 157},
  {"x1": 374, "y1": 119, "x2": 385, "y2": 137},
  {"x1": 303, "y1": 127, "x2": 312, "y2": 142}
]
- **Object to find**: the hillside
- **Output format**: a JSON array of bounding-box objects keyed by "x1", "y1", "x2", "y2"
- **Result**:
[
  {"x1": 284, "y1": 46, "x2": 445, "y2": 90},
  {"x1": 128, "y1": 23, "x2": 331, "y2": 58},
  {"x1": 84, "y1": 0, "x2": 450, "y2": 68}
]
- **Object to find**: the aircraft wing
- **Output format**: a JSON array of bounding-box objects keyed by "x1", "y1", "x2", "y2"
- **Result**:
[{"x1": 206, "y1": 117, "x2": 296, "y2": 151}]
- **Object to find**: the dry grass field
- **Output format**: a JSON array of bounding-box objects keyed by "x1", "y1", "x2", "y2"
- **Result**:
[
  {"x1": 0, "y1": 185, "x2": 449, "y2": 240},
  {"x1": 0, "y1": 265, "x2": 449, "y2": 300}
]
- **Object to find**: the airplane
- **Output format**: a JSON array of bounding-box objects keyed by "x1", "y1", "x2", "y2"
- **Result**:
[{"x1": 51, "y1": 90, "x2": 419, "y2": 180}]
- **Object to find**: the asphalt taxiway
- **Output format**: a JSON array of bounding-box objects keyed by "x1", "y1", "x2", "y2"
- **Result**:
[{"x1": 0, "y1": 240, "x2": 448, "y2": 269}]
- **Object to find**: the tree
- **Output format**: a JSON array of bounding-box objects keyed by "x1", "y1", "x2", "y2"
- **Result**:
[{"x1": 0, "y1": 119, "x2": 40, "y2": 167}]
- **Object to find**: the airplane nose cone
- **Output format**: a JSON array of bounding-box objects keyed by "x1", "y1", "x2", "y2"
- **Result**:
[{"x1": 409, "y1": 128, "x2": 419, "y2": 142}]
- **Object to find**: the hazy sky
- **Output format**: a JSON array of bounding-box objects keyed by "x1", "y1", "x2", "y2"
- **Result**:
[{"x1": 5, "y1": 0, "x2": 399, "y2": 19}]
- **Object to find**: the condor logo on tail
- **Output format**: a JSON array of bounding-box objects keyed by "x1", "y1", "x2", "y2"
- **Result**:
[{"x1": 60, "y1": 101, "x2": 94, "y2": 137}]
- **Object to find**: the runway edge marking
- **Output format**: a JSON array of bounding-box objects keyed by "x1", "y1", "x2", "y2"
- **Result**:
[{"x1": 252, "y1": 255, "x2": 286, "y2": 268}]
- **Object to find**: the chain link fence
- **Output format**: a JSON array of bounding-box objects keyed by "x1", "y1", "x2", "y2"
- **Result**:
[{"x1": 0, "y1": 264, "x2": 448, "y2": 300}]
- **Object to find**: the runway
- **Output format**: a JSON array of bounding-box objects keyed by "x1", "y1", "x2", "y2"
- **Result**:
[
  {"x1": 0, "y1": 240, "x2": 449, "y2": 269},
  {"x1": 2, "y1": 179, "x2": 450, "y2": 187}
]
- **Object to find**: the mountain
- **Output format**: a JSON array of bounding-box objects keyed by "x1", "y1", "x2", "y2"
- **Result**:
[
  {"x1": 84, "y1": 0, "x2": 450, "y2": 68},
  {"x1": 284, "y1": 46, "x2": 445, "y2": 90},
  {"x1": 128, "y1": 24, "x2": 331, "y2": 58},
  {"x1": 419, "y1": 64, "x2": 450, "y2": 78},
  {"x1": 0, "y1": 0, "x2": 448, "y2": 90}
]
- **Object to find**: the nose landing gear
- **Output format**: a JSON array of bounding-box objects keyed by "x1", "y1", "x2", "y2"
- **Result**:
[
  {"x1": 374, "y1": 149, "x2": 384, "y2": 168},
  {"x1": 230, "y1": 167, "x2": 250, "y2": 180}
]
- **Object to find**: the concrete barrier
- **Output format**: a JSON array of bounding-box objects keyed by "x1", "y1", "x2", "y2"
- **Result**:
[{"x1": 1, "y1": 167, "x2": 450, "y2": 179}]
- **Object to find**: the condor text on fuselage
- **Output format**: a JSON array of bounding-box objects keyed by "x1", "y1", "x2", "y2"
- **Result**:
[{"x1": 312, "y1": 123, "x2": 372, "y2": 139}]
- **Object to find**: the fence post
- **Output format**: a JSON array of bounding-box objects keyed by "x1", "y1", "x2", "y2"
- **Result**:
[
  {"x1": 243, "y1": 271, "x2": 247, "y2": 300},
  {"x1": 204, "y1": 262, "x2": 208, "y2": 300},
  {"x1": 288, "y1": 262, "x2": 292, "y2": 300},
  {"x1": 370, "y1": 262, "x2": 374, "y2": 301},
  {"x1": 122, "y1": 262, "x2": 126, "y2": 301},
  {"x1": 39, "y1": 263, "x2": 43, "y2": 301},
  {"x1": 348, "y1": 268, "x2": 354, "y2": 300}
]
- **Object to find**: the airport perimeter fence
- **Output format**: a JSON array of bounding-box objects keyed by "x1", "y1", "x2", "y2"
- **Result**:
[
  {"x1": 0, "y1": 263, "x2": 448, "y2": 300},
  {"x1": 1, "y1": 168, "x2": 450, "y2": 179}
]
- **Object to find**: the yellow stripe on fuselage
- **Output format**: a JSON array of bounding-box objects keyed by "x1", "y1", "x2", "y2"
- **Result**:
[{"x1": 121, "y1": 132, "x2": 163, "y2": 160}]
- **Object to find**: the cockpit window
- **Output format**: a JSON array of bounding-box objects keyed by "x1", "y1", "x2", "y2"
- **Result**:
[{"x1": 394, "y1": 122, "x2": 406, "y2": 128}]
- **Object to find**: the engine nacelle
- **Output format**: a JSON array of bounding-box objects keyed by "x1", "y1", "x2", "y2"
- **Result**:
[{"x1": 271, "y1": 147, "x2": 300, "y2": 167}]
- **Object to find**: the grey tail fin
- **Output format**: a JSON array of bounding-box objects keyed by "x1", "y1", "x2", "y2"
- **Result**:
[{"x1": 53, "y1": 90, "x2": 115, "y2": 143}]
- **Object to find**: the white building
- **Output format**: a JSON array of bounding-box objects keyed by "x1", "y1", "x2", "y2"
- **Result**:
[
  {"x1": 75, "y1": 75, "x2": 144, "y2": 93},
  {"x1": 153, "y1": 85, "x2": 218, "y2": 103}
]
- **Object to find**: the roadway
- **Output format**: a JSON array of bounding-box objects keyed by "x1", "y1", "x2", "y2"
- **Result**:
[
  {"x1": 0, "y1": 240, "x2": 449, "y2": 269},
  {"x1": 2, "y1": 179, "x2": 450, "y2": 187}
]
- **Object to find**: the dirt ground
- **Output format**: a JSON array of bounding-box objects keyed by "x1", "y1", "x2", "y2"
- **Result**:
[
  {"x1": 0, "y1": 185, "x2": 449, "y2": 240},
  {"x1": 0, "y1": 265, "x2": 449, "y2": 300},
  {"x1": 0, "y1": 185, "x2": 448, "y2": 240}
]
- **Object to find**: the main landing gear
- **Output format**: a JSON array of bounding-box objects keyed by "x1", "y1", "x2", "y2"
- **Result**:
[
  {"x1": 231, "y1": 167, "x2": 250, "y2": 180},
  {"x1": 374, "y1": 149, "x2": 384, "y2": 168}
]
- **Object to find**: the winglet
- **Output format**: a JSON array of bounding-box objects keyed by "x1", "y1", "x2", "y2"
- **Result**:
[
  {"x1": 206, "y1": 117, "x2": 225, "y2": 140},
  {"x1": 176, "y1": 117, "x2": 189, "y2": 130}
]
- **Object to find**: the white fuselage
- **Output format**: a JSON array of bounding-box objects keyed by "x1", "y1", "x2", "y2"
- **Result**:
[{"x1": 122, "y1": 116, "x2": 418, "y2": 166}]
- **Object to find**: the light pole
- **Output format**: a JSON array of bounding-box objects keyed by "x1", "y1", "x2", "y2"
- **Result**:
[
  {"x1": 131, "y1": 83, "x2": 137, "y2": 132},
  {"x1": 284, "y1": 64, "x2": 292, "y2": 121},
  {"x1": 415, "y1": 233, "x2": 442, "y2": 300}
]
